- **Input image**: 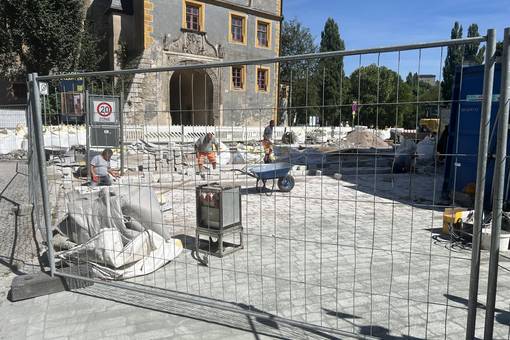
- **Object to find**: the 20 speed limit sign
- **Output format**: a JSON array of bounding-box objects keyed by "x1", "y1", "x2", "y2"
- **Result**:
[
  {"x1": 97, "y1": 102, "x2": 113, "y2": 117},
  {"x1": 93, "y1": 100, "x2": 116, "y2": 123}
]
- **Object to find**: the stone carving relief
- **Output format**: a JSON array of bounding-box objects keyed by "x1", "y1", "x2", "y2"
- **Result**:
[{"x1": 163, "y1": 31, "x2": 223, "y2": 58}]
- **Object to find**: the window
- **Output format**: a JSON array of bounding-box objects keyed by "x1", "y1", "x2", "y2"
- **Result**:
[
  {"x1": 229, "y1": 13, "x2": 247, "y2": 44},
  {"x1": 183, "y1": 1, "x2": 204, "y2": 32},
  {"x1": 186, "y1": 4, "x2": 200, "y2": 31},
  {"x1": 255, "y1": 19, "x2": 271, "y2": 48},
  {"x1": 232, "y1": 66, "x2": 245, "y2": 90},
  {"x1": 257, "y1": 22, "x2": 269, "y2": 47},
  {"x1": 257, "y1": 68, "x2": 269, "y2": 92},
  {"x1": 231, "y1": 15, "x2": 244, "y2": 42}
]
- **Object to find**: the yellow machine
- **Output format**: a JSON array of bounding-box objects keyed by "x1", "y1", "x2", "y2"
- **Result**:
[
  {"x1": 442, "y1": 208, "x2": 470, "y2": 234},
  {"x1": 418, "y1": 118, "x2": 440, "y2": 133}
]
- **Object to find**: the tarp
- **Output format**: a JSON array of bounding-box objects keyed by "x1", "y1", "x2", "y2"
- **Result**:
[
  {"x1": 57, "y1": 228, "x2": 182, "y2": 279},
  {"x1": 416, "y1": 136, "x2": 436, "y2": 162},
  {"x1": 57, "y1": 186, "x2": 182, "y2": 279}
]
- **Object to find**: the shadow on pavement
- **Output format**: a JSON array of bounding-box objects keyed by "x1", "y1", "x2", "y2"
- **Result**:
[{"x1": 73, "y1": 282, "x2": 361, "y2": 340}]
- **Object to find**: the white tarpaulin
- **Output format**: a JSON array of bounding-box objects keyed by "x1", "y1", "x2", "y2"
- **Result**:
[
  {"x1": 57, "y1": 186, "x2": 183, "y2": 279},
  {"x1": 57, "y1": 228, "x2": 182, "y2": 279},
  {"x1": 416, "y1": 136, "x2": 436, "y2": 162}
]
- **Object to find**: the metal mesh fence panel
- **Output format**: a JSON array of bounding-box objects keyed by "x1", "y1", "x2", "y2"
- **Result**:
[{"x1": 29, "y1": 33, "x2": 510, "y2": 339}]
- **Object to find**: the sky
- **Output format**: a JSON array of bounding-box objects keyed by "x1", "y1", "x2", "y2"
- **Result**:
[{"x1": 283, "y1": 0, "x2": 510, "y2": 78}]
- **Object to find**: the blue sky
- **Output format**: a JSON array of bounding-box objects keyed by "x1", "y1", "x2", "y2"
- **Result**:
[{"x1": 283, "y1": 0, "x2": 509, "y2": 78}]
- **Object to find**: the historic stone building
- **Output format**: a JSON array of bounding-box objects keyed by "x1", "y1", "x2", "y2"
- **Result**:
[{"x1": 87, "y1": 0, "x2": 283, "y2": 126}]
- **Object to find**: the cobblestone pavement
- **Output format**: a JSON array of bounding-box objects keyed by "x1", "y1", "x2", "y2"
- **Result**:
[
  {"x1": 0, "y1": 161, "x2": 40, "y2": 273},
  {"x1": 0, "y1": 162, "x2": 354, "y2": 340},
  {"x1": 124, "y1": 169, "x2": 510, "y2": 339},
  {"x1": 0, "y1": 273, "x2": 323, "y2": 340},
  {"x1": 2, "y1": 164, "x2": 510, "y2": 339}
]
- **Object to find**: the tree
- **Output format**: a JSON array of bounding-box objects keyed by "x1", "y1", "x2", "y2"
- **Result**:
[
  {"x1": 348, "y1": 65, "x2": 414, "y2": 128},
  {"x1": 0, "y1": 0, "x2": 103, "y2": 81},
  {"x1": 406, "y1": 72, "x2": 441, "y2": 120},
  {"x1": 317, "y1": 18, "x2": 345, "y2": 125},
  {"x1": 441, "y1": 22, "x2": 463, "y2": 101},
  {"x1": 496, "y1": 41, "x2": 504, "y2": 57},
  {"x1": 464, "y1": 24, "x2": 484, "y2": 65},
  {"x1": 280, "y1": 19, "x2": 320, "y2": 124}
]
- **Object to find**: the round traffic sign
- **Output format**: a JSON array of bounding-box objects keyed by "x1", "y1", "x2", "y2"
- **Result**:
[{"x1": 96, "y1": 102, "x2": 113, "y2": 117}]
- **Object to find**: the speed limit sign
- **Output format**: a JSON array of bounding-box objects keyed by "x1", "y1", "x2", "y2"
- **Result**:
[
  {"x1": 93, "y1": 100, "x2": 116, "y2": 123},
  {"x1": 96, "y1": 102, "x2": 113, "y2": 117}
]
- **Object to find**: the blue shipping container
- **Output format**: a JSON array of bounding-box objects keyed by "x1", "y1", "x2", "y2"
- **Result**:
[{"x1": 443, "y1": 63, "x2": 510, "y2": 209}]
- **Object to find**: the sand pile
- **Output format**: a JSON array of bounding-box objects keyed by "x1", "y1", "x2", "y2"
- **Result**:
[{"x1": 339, "y1": 129, "x2": 391, "y2": 149}]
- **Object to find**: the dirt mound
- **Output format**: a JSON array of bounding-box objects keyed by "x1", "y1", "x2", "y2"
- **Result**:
[{"x1": 340, "y1": 129, "x2": 390, "y2": 149}]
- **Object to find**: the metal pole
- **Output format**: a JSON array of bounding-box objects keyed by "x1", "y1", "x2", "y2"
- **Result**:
[
  {"x1": 36, "y1": 37, "x2": 487, "y2": 81},
  {"x1": 484, "y1": 27, "x2": 510, "y2": 339},
  {"x1": 465, "y1": 28, "x2": 497, "y2": 339},
  {"x1": 85, "y1": 90, "x2": 91, "y2": 183},
  {"x1": 28, "y1": 73, "x2": 56, "y2": 276},
  {"x1": 119, "y1": 87, "x2": 125, "y2": 176}
]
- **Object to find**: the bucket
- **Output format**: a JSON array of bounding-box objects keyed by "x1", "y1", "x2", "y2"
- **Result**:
[{"x1": 481, "y1": 229, "x2": 510, "y2": 251}]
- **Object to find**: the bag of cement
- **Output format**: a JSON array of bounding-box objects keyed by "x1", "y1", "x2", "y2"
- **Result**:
[
  {"x1": 393, "y1": 139, "x2": 416, "y2": 173},
  {"x1": 417, "y1": 136, "x2": 436, "y2": 162}
]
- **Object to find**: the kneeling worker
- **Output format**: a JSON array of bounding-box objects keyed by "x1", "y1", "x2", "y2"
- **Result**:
[
  {"x1": 195, "y1": 132, "x2": 220, "y2": 179},
  {"x1": 90, "y1": 148, "x2": 119, "y2": 186}
]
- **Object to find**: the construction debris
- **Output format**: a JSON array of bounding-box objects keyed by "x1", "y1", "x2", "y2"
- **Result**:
[
  {"x1": 56, "y1": 186, "x2": 183, "y2": 279},
  {"x1": 338, "y1": 129, "x2": 391, "y2": 150}
]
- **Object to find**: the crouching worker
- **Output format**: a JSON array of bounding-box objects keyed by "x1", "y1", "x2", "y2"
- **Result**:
[
  {"x1": 195, "y1": 132, "x2": 220, "y2": 179},
  {"x1": 90, "y1": 148, "x2": 119, "y2": 186}
]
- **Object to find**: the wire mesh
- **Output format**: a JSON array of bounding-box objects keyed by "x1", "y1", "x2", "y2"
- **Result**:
[
  {"x1": 0, "y1": 101, "x2": 44, "y2": 275},
  {"x1": 29, "y1": 37, "x2": 510, "y2": 339}
]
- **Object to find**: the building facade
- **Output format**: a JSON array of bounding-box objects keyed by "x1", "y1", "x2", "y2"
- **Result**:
[
  {"x1": 89, "y1": 0, "x2": 283, "y2": 126},
  {"x1": 418, "y1": 74, "x2": 437, "y2": 86}
]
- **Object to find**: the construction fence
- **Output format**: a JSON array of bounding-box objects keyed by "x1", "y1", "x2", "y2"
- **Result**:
[{"x1": 24, "y1": 28, "x2": 510, "y2": 339}]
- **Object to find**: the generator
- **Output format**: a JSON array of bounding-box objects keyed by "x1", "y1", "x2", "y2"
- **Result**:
[{"x1": 194, "y1": 183, "x2": 243, "y2": 264}]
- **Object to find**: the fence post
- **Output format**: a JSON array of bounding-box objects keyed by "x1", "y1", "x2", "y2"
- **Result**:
[
  {"x1": 465, "y1": 28, "x2": 497, "y2": 339},
  {"x1": 28, "y1": 73, "x2": 56, "y2": 276},
  {"x1": 484, "y1": 27, "x2": 510, "y2": 339},
  {"x1": 119, "y1": 88, "x2": 125, "y2": 176}
]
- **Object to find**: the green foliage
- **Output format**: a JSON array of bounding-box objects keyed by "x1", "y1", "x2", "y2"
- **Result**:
[
  {"x1": 405, "y1": 72, "x2": 441, "y2": 123},
  {"x1": 0, "y1": 0, "x2": 104, "y2": 81},
  {"x1": 496, "y1": 41, "x2": 504, "y2": 57},
  {"x1": 348, "y1": 65, "x2": 414, "y2": 128},
  {"x1": 464, "y1": 24, "x2": 484, "y2": 64},
  {"x1": 318, "y1": 18, "x2": 345, "y2": 125},
  {"x1": 441, "y1": 22, "x2": 463, "y2": 101},
  {"x1": 115, "y1": 41, "x2": 130, "y2": 70},
  {"x1": 280, "y1": 19, "x2": 320, "y2": 124}
]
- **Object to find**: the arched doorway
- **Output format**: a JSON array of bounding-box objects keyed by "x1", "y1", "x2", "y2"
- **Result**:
[{"x1": 170, "y1": 70, "x2": 214, "y2": 125}]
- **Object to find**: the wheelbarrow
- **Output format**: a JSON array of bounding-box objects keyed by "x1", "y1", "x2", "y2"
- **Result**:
[{"x1": 233, "y1": 162, "x2": 295, "y2": 192}]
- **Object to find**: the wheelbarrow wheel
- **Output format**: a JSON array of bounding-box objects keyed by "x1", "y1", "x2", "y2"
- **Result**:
[{"x1": 277, "y1": 175, "x2": 295, "y2": 192}]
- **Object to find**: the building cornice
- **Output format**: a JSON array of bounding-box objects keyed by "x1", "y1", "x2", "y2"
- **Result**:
[{"x1": 199, "y1": 0, "x2": 283, "y2": 22}]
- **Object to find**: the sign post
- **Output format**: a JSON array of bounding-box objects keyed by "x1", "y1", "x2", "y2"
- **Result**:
[{"x1": 87, "y1": 95, "x2": 121, "y2": 148}]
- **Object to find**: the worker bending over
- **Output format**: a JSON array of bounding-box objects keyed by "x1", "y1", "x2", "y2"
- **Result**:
[{"x1": 195, "y1": 132, "x2": 220, "y2": 179}]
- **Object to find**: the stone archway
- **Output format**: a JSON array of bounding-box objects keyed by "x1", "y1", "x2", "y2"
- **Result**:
[{"x1": 169, "y1": 69, "x2": 214, "y2": 125}]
